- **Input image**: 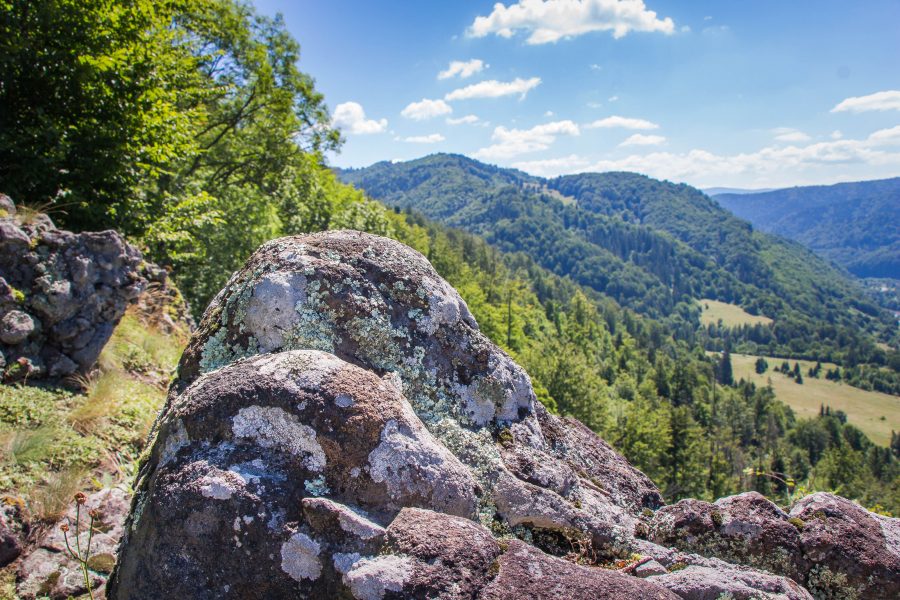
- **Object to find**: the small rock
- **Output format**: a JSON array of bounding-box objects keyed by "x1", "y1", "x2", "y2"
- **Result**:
[
  {"x1": 0, "y1": 310, "x2": 37, "y2": 344},
  {"x1": 632, "y1": 559, "x2": 668, "y2": 577}
]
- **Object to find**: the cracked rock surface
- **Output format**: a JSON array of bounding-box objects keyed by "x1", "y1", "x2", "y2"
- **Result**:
[{"x1": 108, "y1": 231, "x2": 899, "y2": 600}]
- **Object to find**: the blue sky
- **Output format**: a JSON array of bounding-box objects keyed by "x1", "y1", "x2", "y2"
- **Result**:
[{"x1": 254, "y1": 0, "x2": 900, "y2": 188}]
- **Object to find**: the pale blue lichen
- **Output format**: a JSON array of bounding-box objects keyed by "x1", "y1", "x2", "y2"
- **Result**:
[{"x1": 304, "y1": 474, "x2": 331, "y2": 497}]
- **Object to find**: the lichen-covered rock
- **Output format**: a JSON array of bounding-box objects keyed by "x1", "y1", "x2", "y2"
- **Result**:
[
  {"x1": 16, "y1": 488, "x2": 129, "y2": 599},
  {"x1": 0, "y1": 503, "x2": 25, "y2": 568},
  {"x1": 0, "y1": 196, "x2": 146, "y2": 379},
  {"x1": 790, "y1": 492, "x2": 900, "y2": 600},
  {"x1": 649, "y1": 492, "x2": 807, "y2": 582},
  {"x1": 478, "y1": 539, "x2": 677, "y2": 599},
  {"x1": 648, "y1": 490, "x2": 900, "y2": 599},
  {"x1": 647, "y1": 563, "x2": 813, "y2": 600},
  {"x1": 106, "y1": 231, "x2": 894, "y2": 600}
]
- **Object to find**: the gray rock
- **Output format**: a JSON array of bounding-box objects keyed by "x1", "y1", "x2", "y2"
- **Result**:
[
  {"x1": 0, "y1": 504, "x2": 24, "y2": 568},
  {"x1": 0, "y1": 309, "x2": 36, "y2": 344},
  {"x1": 648, "y1": 564, "x2": 813, "y2": 600},
  {"x1": 0, "y1": 195, "x2": 187, "y2": 381},
  {"x1": 17, "y1": 488, "x2": 130, "y2": 599}
]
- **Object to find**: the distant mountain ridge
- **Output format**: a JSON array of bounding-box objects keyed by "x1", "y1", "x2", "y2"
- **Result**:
[
  {"x1": 713, "y1": 177, "x2": 900, "y2": 279},
  {"x1": 338, "y1": 154, "x2": 893, "y2": 363}
]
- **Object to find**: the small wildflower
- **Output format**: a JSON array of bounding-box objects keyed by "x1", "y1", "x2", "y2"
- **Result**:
[
  {"x1": 74, "y1": 492, "x2": 87, "y2": 505},
  {"x1": 60, "y1": 523, "x2": 70, "y2": 533},
  {"x1": 89, "y1": 509, "x2": 100, "y2": 519}
]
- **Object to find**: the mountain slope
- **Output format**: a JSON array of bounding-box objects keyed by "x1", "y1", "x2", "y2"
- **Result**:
[
  {"x1": 339, "y1": 154, "x2": 895, "y2": 365},
  {"x1": 714, "y1": 177, "x2": 900, "y2": 279}
]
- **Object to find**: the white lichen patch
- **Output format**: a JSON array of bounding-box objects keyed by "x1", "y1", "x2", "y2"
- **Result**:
[
  {"x1": 368, "y1": 415, "x2": 476, "y2": 517},
  {"x1": 243, "y1": 271, "x2": 307, "y2": 352},
  {"x1": 280, "y1": 532, "x2": 322, "y2": 582},
  {"x1": 416, "y1": 275, "x2": 470, "y2": 335},
  {"x1": 343, "y1": 555, "x2": 412, "y2": 600},
  {"x1": 232, "y1": 405, "x2": 326, "y2": 472},
  {"x1": 198, "y1": 472, "x2": 245, "y2": 501}
]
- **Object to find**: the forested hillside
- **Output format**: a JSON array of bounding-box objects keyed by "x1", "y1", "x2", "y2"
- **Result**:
[
  {"x1": 339, "y1": 155, "x2": 898, "y2": 370},
  {"x1": 1, "y1": 0, "x2": 896, "y2": 518},
  {"x1": 715, "y1": 177, "x2": 900, "y2": 279}
]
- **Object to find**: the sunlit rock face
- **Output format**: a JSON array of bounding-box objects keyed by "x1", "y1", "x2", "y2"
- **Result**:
[{"x1": 108, "y1": 231, "x2": 897, "y2": 600}]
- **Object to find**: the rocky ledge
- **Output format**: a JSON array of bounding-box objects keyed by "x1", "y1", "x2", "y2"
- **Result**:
[
  {"x1": 0, "y1": 195, "x2": 189, "y2": 381},
  {"x1": 108, "y1": 231, "x2": 898, "y2": 600}
]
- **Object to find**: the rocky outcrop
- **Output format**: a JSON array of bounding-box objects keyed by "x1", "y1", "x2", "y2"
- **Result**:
[
  {"x1": 0, "y1": 195, "x2": 147, "y2": 380},
  {"x1": 107, "y1": 231, "x2": 899, "y2": 600},
  {"x1": 649, "y1": 490, "x2": 900, "y2": 599}
]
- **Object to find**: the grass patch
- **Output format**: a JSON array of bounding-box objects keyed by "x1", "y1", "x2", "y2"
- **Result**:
[
  {"x1": 0, "y1": 302, "x2": 184, "y2": 522},
  {"x1": 698, "y1": 299, "x2": 773, "y2": 328},
  {"x1": 731, "y1": 353, "x2": 900, "y2": 446}
]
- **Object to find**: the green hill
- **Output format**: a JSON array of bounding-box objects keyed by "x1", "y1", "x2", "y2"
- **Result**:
[
  {"x1": 714, "y1": 177, "x2": 900, "y2": 279},
  {"x1": 338, "y1": 154, "x2": 896, "y2": 369}
]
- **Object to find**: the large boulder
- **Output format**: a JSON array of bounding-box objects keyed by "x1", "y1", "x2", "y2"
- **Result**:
[
  {"x1": 0, "y1": 196, "x2": 146, "y2": 379},
  {"x1": 106, "y1": 231, "x2": 896, "y2": 600}
]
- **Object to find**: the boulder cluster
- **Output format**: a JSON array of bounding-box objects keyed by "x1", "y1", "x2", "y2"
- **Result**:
[
  {"x1": 104, "y1": 231, "x2": 897, "y2": 599},
  {"x1": 0, "y1": 195, "x2": 147, "y2": 381}
]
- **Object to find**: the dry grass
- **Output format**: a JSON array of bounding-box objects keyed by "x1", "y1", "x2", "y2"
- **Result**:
[
  {"x1": 30, "y1": 467, "x2": 88, "y2": 522},
  {"x1": 731, "y1": 353, "x2": 900, "y2": 446},
  {"x1": 698, "y1": 299, "x2": 773, "y2": 328}
]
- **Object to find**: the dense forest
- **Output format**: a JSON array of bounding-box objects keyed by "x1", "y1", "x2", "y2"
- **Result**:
[
  {"x1": 339, "y1": 155, "x2": 900, "y2": 392},
  {"x1": 715, "y1": 177, "x2": 900, "y2": 280},
  {"x1": 1, "y1": 0, "x2": 897, "y2": 512}
]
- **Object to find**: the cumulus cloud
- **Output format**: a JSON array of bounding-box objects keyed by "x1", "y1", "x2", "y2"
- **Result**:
[
  {"x1": 401, "y1": 98, "x2": 453, "y2": 120},
  {"x1": 508, "y1": 130, "x2": 900, "y2": 186},
  {"x1": 468, "y1": 0, "x2": 675, "y2": 43},
  {"x1": 473, "y1": 120, "x2": 580, "y2": 160},
  {"x1": 332, "y1": 102, "x2": 387, "y2": 134},
  {"x1": 512, "y1": 154, "x2": 591, "y2": 176},
  {"x1": 438, "y1": 59, "x2": 486, "y2": 80},
  {"x1": 447, "y1": 115, "x2": 480, "y2": 125},
  {"x1": 587, "y1": 115, "x2": 659, "y2": 129},
  {"x1": 620, "y1": 133, "x2": 666, "y2": 146},
  {"x1": 402, "y1": 133, "x2": 446, "y2": 144},
  {"x1": 773, "y1": 128, "x2": 811, "y2": 143},
  {"x1": 445, "y1": 77, "x2": 542, "y2": 101},
  {"x1": 831, "y1": 90, "x2": 900, "y2": 113}
]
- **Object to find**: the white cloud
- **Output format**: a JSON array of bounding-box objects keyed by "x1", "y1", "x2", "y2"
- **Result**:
[
  {"x1": 831, "y1": 90, "x2": 900, "y2": 113},
  {"x1": 438, "y1": 59, "x2": 486, "y2": 80},
  {"x1": 447, "y1": 114, "x2": 480, "y2": 125},
  {"x1": 587, "y1": 101, "x2": 603, "y2": 109},
  {"x1": 332, "y1": 102, "x2": 387, "y2": 134},
  {"x1": 620, "y1": 133, "x2": 666, "y2": 146},
  {"x1": 867, "y1": 125, "x2": 900, "y2": 146},
  {"x1": 509, "y1": 131, "x2": 900, "y2": 186},
  {"x1": 474, "y1": 120, "x2": 580, "y2": 160},
  {"x1": 402, "y1": 133, "x2": 446, "y2": 144},
  {"x1": 773, "y1": 128, "x2": 811, "y2": 143},
  {"x1": 590, "y1": 63, "x2": 603, "y2": 71},
  {"x1": 544, "y1": 110, "x2": 555, "y2": 117},
  {"x1": 401, "y1": 98, "x2": 452, "y2": 120},
  {"x1": 608, "y1": 95, "x2": 620, "y2": 102},
  {"x1": 512, "y1": 154, "x2": 591, "y2": 176},
  {"x1": 468, "y1": 0, "x2": 675, "y2": 44},
  {"x1": 587, "y1": 115, "x2": 659, "y2": 130},
  {"x1": 445, "y1": 77, "x2": 541, "y2": 101},
  {"x1": 830, "y1": 130, "x2": 843, "y2": 140}
]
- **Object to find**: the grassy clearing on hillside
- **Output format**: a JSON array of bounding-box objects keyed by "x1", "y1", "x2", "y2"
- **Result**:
[
  {"x1": 731, "y1": 353, "x2": 899, "y2": 446},
  {"x1": 0, "y1": 306, "x2": 187, "y2": 525},
  {"x1": 699, "y1": 299, "x2": 774, "y2": 328}
]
